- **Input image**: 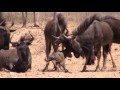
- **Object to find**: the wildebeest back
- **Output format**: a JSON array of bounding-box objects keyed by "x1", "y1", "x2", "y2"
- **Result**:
[{"x1": 0, "y1": 49, "x2": 18, "y2": 68}]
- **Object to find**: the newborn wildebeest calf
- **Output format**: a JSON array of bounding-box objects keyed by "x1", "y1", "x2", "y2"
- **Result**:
[
  {"x1": 42, "y1": 49, "x2": 72, "y2": 73},
  {"x1": 0, "y1": 32, "x2": 34, "y2": 72}
]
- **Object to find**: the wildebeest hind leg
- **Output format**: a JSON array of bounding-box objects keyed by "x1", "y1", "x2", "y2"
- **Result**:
[
  {"x1": 45, "y1": 40, "x2": 51, "y2": 59},
  {"x1": 60, "y1": 62, "x2": 69, "y2": 73},
  {"x1": 108, "y1": 44, "x2": 116, "y2": 68},
  {"x1": 109, "y1": 51, "x2": 116, "y2": 68},
  {"x1": 101, "y1": 46, "x2": 108, "y2": 71},
  {"x1": 52, "y1": 61, "x2": 58, "y2": 71},
  {"x1": 95, "y1": 47, "x2": 101, "y2": 72}
]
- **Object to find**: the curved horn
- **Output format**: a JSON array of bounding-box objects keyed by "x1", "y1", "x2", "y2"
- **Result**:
[
  {"x1": 51, "y1": 35, "x2": 60, "y2": 40},
  {"x1": 29, "y1": 31, "x2": 34, "y2": 41},
  {"x1": 9, "y1": 33, "x2": 15, "y2": 43},
  {"x1": 22, "y1": 31, "x2": 34, "y2": 45},
  {"x1": 64, "y1": 28, "x2": 69, "y2": 35},
  {"x1": 0, "y1": 19, "x2": 5, "y2": 26},
  {"x1": 57, "y1": 21, "x2": 62, "y2": 34},
  {"x1": 62, "y1": 34, "x2": 72, "y2": 40}
]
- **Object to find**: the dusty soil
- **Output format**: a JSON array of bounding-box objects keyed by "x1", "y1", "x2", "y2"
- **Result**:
[{"x1": 1, "y1": 22, "x2": 120, "y2": 78}]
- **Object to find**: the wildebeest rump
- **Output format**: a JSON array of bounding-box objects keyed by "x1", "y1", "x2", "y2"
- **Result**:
[
  {"x1": 53, "y1": 14, "x2": 114, "y2": 72},
  {"x1": 0, "y1": 32, "x2": 34, "y2": 72}
]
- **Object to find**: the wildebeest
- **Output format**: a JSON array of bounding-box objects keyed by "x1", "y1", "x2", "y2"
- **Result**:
[
  {"x1": 0, "y1": 32, "x2": 34, "y2": 72},
  {"x1": 53, "y1": 14, "x2": 114, "y2": 72},
  {"x1": 82, "y1": 15, "x2": 120, "y2": 71},
  {"x1": 0, "y1": 13, "x2": 16, "y2": 50},
  {"x1": 44, "y1": 13, "x2": 69, "y2": 70},
  {"x1": 42, "y1": 49, "x2": 72, "y2": 72},
  {"x1": 44, "y1": 13, "x2": 68, "y2": 59}
]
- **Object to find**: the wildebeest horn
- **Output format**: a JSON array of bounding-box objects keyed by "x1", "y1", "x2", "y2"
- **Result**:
[
  {"x1": 9, "y1": 33, "x2": 15, "y2": 43},
  {"x1": 28, "y1": 31, "x2": 34, "y2": 41},
  {"x1": 51, "y1": 35, "x2": 60, "y2": 40},
  {"x1": 11, "y1": 41, "x2": 20, "y2": 47},
  {"x1": 0, "y1": 20, "x2": 5, "y2": 26},
  {"x1": 57, "y1": 21, "x2": 62, "y2": 34},
  {"x1": 62, "y1": 34, "x2": 72, "y2": 40},
  {"x1": 23, "y1": 31, "x2": 34, "y2": 45}
]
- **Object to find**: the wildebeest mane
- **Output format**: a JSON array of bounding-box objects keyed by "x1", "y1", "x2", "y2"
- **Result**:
[
  {"x1": 72, "y1": 14, "x2": 101, "y2": 36},
  {"x1": 102, "y1": 15, "x2": 120, "y2": 21}
]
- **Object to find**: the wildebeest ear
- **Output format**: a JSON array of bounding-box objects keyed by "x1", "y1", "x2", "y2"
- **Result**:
[
  {"x1": 9, "y1": 29, "x2": 16, "y2": 32},
  {"x1": 24, "y1": 41, "x2": 32, "y2": 45}
]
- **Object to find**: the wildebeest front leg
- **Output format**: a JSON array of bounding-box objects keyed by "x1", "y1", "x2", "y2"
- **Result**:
[
  {"x1": 42, "y1": 62, "x2": 50, "y2": 72},
  {"x1": 45, "y1": 40, "x2": 51, "y2": 59},
  {"x1": 60, "y1": 62, "x2": 69, "y2": 73},
  {"x1": 9, "y1": 63, "x2": 14, "y2": 70},
  {"x1": 101, "y1": 46, "x2": 108, "y2": 71},
  {"x1": 95, "y1": 46, "x2": 101, "y2": 72},
  {"x1": 81, "y1": 55, "x2": 89, "y2": 72},
  {"x1": 62, "y1": 43, "x2": 64, "y2": 51}
]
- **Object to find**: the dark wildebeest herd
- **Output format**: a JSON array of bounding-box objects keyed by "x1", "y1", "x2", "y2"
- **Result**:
[
  {"x1": 43, "y1": 13, "x2": 120, "y2": 73},
  {"x1": 0, "y1": 13, "x2": 120, "y2": 73}
]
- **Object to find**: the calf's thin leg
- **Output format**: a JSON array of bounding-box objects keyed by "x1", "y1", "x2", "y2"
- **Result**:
[
  {"x1": 60, "y1": 62, "x2": 69, "y2": 73},
  {"x1": 42, "y1": 62, "x2": 50, "y2": 72},
  {"x1": 52, "y1": 42, "x2": 59, "y2": 70}
]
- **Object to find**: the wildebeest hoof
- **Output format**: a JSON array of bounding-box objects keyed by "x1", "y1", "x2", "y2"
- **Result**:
[
  {"x1": 67, "y1": 71, "x2": 72, "y2": 73},
  {"x1": 101, "y1": 67, "x2": 107, "y2": 71},
  {"x1": 27, "y1": 69, "x2": 31, "y2": 72},
  {"x1": 110, "y1": 67, "x2": 117, "y2": 71},
  {"x1": 95, "y1": 68, "x2": 100, "y2": 72},
  {"x1": 81, "y1": 69, "x2": 86, "y2": 72},
  {"x1": 42, "y1": 69, "x2": 46, "y2": 72},
  {"x1": 33, "y1": 25, "x2": 39, "y2": 27},
  {"x1": 65, "y1": 70, "x2": 69, "y2": 73}
]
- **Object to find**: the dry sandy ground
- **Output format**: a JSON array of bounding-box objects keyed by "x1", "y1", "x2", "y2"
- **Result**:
[{"x1": 1, "y1": 22, "x2": 120, "y2": 78}]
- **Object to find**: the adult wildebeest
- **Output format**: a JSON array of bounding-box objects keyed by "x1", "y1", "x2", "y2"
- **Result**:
[
  {"x1": 0, "y1": 32, "x2": 34, "y2": 72},
  {"x1": 83, "y1": 15, "x2": 120, "y2": 71},
  {"x1": 53, "y1": 14, "x2": 114, "y2": 72},
  {"x1": 44, "y1": 13, "x2": 69, "y2": 71},
  {"x1": 0, "y1": 13, "x2": 16, "y2": 50},
  {"x1": 44, "y1": 13, "x2": 68, "y2": 58}
]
